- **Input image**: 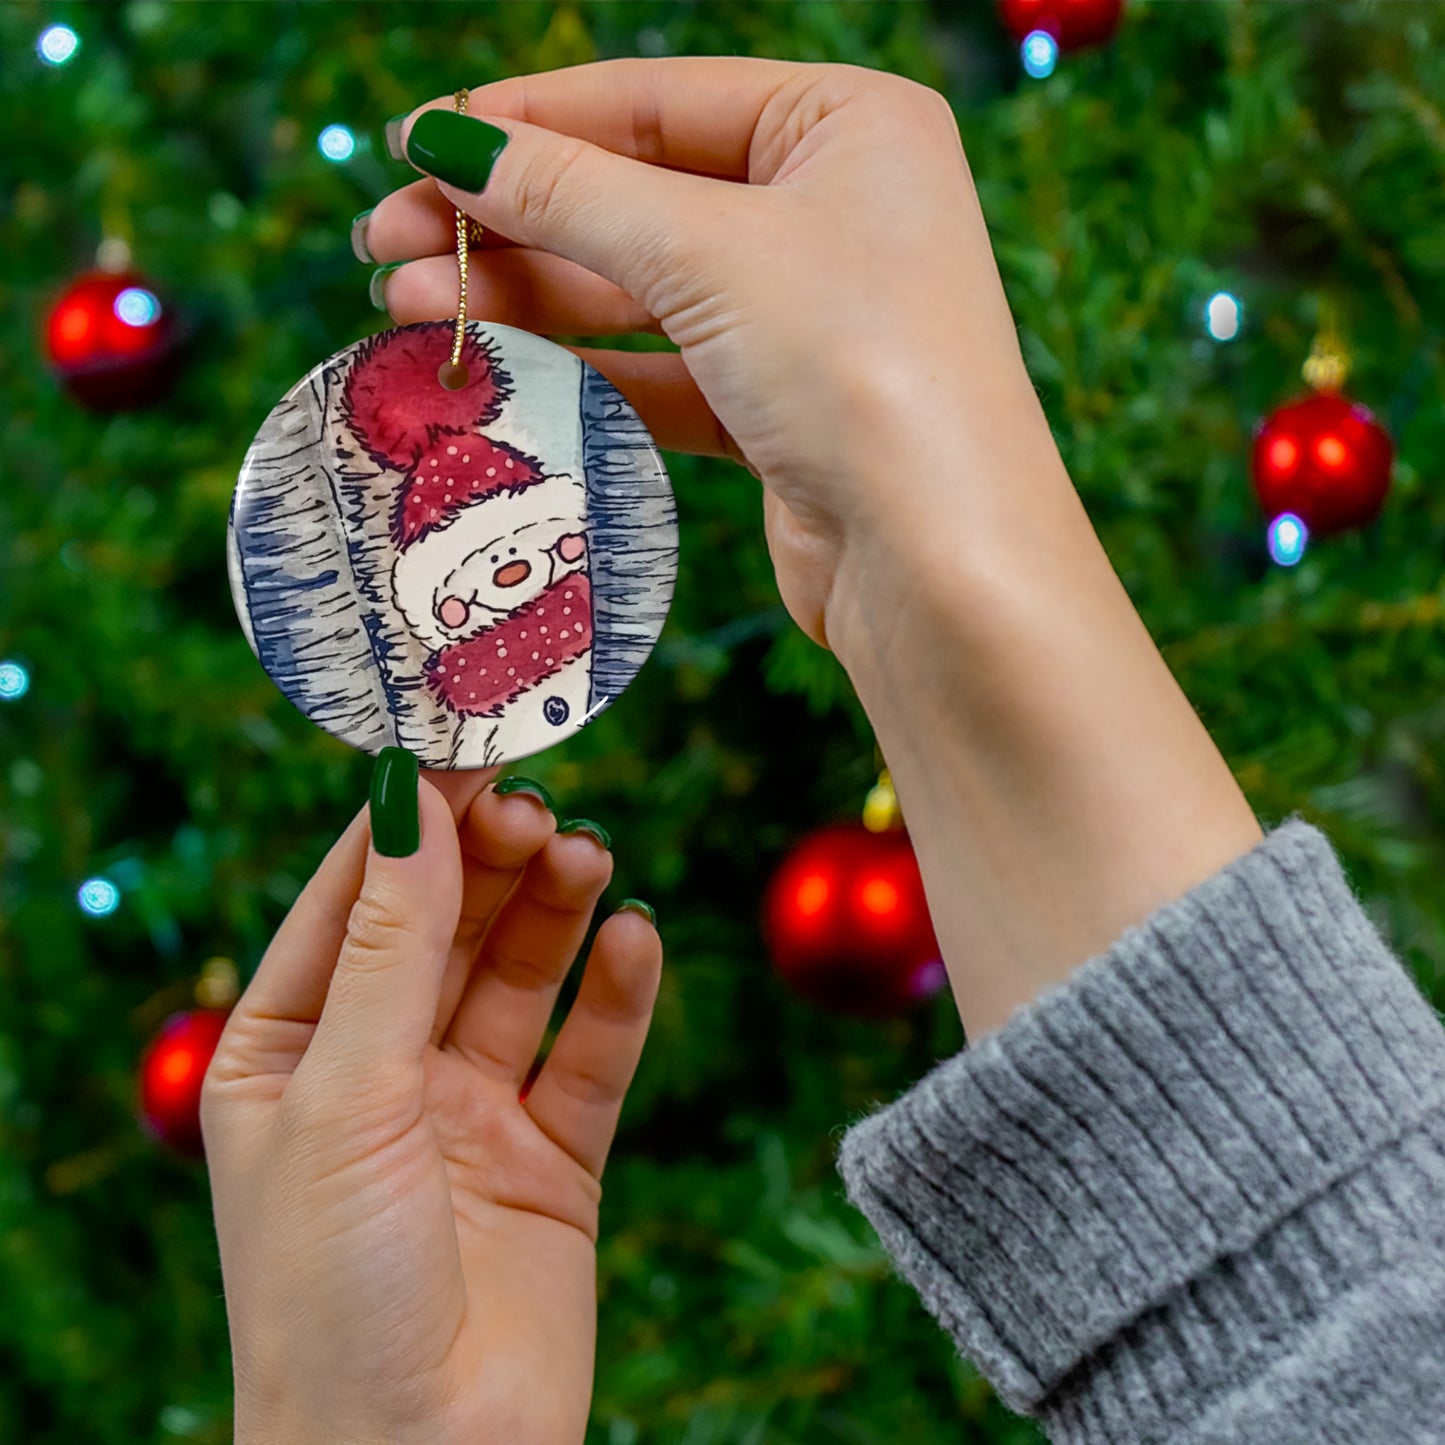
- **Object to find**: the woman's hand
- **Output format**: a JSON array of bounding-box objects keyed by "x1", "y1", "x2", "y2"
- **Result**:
[
  {"x1": 362, "y1": 56, "x2": 1048, "y2": 658},
  {"x1": 202, "y1": 761, "x2": 661, "y2": 1445},
  {"x1": 362, "y1": 60, "x2": 1263, "y2": 1040}
]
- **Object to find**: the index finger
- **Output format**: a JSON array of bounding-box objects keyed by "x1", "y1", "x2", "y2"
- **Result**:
[{"x1": 411, "y1": 55, "x2": 809, "y2": 181}]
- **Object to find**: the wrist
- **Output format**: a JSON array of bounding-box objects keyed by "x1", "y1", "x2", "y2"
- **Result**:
[{"x1": 825, "y1": 433, "x2": 1261, "y2": 1038}]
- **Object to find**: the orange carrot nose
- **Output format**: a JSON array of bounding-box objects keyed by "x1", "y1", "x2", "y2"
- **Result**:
[{"x1": 493, "y1": 560, "x2": 531, "y2": 588}]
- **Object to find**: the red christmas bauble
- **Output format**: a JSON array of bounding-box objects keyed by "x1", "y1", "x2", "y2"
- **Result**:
[
  {"x1": 1251, "y1": 392, "x2": 1393, "y2": 537},
  {"x1": 44, "y1": 269, "x2": 181, "y2": 410},
  {"x1": 137, "y1": 1009, "x2": 230, "y2": 1157},
  {"x1": 763, "y1": 823, "x2": 945, "y2": 1017},
  {"x1": 998, "y1": 0, "x2": 1124, "y2": 49}
]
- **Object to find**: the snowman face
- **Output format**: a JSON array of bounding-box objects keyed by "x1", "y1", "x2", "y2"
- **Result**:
[
  {"x1": 434, "y1": 517, "x2": 587, "y2": 632},
  {"x1": 392, "y1": 473, "x2": 589, "y2": 653}
]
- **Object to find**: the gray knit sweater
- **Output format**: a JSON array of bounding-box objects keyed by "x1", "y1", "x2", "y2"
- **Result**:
[{"x1": 836, "y1": 817, "x2": 1445, "y2": 1443}]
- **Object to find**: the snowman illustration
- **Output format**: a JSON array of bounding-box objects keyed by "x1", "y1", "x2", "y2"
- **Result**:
[{"x1": 339, "y1": 324, "x2": 595, "y2": 766}]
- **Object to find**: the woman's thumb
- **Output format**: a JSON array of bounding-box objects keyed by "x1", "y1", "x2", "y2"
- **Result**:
[
  {"x1": 302, "y1": 750, "x2": 463, "y2": 1088},
  {"x1": 397, "y1": 106, "x2": 720, "y2": 311}
]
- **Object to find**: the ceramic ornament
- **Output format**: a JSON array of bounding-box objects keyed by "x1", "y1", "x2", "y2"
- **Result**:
[{"x1": 228, "y1": 319, "x2": 678, "y2": 768}]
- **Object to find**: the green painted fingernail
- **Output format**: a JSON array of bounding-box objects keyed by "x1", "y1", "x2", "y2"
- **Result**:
[
  {"x1": 369, "y1": 261, "x2": 404, "y2": 311},
  {"x1": 370, "y1": 747, "x2": 420, "y2": 857},
  {"x1": 350, "y1": 208, "x2": 375, "y2": 264},
  {"x1": 617, "y1": 898, "x2": 656, "y2": 926},
  {"x1": 558, "y1": 818, "x2": 611, "y2": 851},
  {"x1": 405, "y1": 110, "x2": 510, "y2": 192},
  {"x1": 384, "y1": 114, "x2": 409, "y2": 162},
  {"x1": 494, "y1": 775, "x2": 555, "y2": 811}
]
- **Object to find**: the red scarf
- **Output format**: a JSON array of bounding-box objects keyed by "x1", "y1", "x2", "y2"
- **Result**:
[{"x1": 425, "y1": 572, "x2": 593, "y2": 717}]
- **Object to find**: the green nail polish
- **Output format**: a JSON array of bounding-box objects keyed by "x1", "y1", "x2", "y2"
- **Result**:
[
  {"x1": 350, "y1": 208, "x2": 375, "y2": 264},
  {"x1": 558, "y1": 817, "x2": 612, "y2": 851},
  {"x1": 384, "y1": 114, "x2": 409, "y2": 162},
  {"x1": 493, "y1": 775, "x2": 555, "y2": 811},
  {"x1": 405, "y1": 110, "x2": 510, "y2": 193},
  {"x1": 617, "y1": 898, "x2": 656, "y2": 926},
  {"x1": 370, "y1": 747, "x2": 420, "y2": 857},
  {"x1": 368, "y1": 261, "x2": 404, "y2": 312}
]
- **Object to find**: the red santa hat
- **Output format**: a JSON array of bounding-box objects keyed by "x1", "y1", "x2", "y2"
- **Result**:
[
  {"x1": 393, "y1": 432, "x2": 546, "y2": 549},
  {"x1": 340, "y1": 321, "x2": 509, "y2": 471},
  {"x1": 337, "y1": 320, "x2": 549, "y2": 549}
]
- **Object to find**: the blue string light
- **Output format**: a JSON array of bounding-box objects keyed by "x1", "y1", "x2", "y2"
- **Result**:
[
  {"x1": 318, "y1": 124, "x2": 357, "y2": 162},
  {"x1": 114, "y1": 287, "x2": 162, "y2": 328},
  {"x1": 37, "y1": 24, "x2": 79, "y2": 66},
  {"x1": 1205, "y1": 291, "x2": 1242, "y2": 342},
  {"x1": 1267, "y1": 512, "x2": 1308, "y2": 567},
  {"x1": 0, "y1": 660, "x2": 28, "y2": 701},
  {"x1": 1021, "y1": 30, "x2": 1059, "y2": 79},
  {"x1": 78, "y1": 878, "x2": 122, "y2": 917}
]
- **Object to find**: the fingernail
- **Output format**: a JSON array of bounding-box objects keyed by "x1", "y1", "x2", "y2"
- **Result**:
[
  {"x1": 558, "y1": 818, "x2": 611, "y2": 851},
  {"x1": 384, "y1": 114, "x2": 409, "y2": 162},
  {"x1": 493, "y1": 775, "x2": 555, "y2": 812},
  {"x1": 405, "y1": 110, "x2": 510, "y2": 193},
  {"x1": 370, "y1": 747, "x2": 420, "y2": 857},
  {"x1": 369, "y1": 261, "x2": 405, "y2": 312},
  {"x1": 350, "y1": 208, "x2": 375, "y2": 264},
  {"x1": 617, "y1": 898, "x2": 656, "y2": 926}
]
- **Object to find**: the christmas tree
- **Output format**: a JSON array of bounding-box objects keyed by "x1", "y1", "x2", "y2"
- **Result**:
[{"x1": 2, "y1": 3, "x2": 1443, "y2": 1442}]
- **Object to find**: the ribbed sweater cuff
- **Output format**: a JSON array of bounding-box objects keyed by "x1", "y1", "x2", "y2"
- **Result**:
[{"x1": 836, "y1": 817, "x2": 1445, "y2": 1421}]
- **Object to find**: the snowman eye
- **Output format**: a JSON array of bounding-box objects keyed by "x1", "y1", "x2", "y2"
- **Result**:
[
  {"x1": 509, "y1": 547, "x2": 517, "y2": 555},
  {"x1": 490, "y1": 554, "x2": 498, "y2": 563}
]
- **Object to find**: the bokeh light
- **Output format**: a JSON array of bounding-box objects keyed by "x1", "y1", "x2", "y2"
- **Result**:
[
  {"x1": 114, "y1": 287, "x2": 162, "y2": 328},
  {"x1": 318, "y1": 124, "x2": 356, "y2": 162},
  {"x1": 1205, "y1": 291, "x2": 1242, "y2": 341},
  {"x1": 1267, "y1": 512, "x2": 1309, "y2": 567},
  {"x1": 1021, "y1": 30, "x2": 1059, "y2": 79},
  {"x1": 37, "y1": 24, "x2": 79, "y2": 66},
  {"x1": 78, "y1": 878, "x2": 121, "y2": 917},
  {"x1": 794, "y1": 872, "x2": 831, "y2": 918},
  {"x1": 0, "y1": 660, "x2": 29, "y2": 701},
  {"x1": 859, "y1": 877, "x2": 900, "y2": 918}
]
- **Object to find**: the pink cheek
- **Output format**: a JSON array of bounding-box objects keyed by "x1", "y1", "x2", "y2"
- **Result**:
[
  {"x1": 438, "y1": 596, "x2": 470, "y2": 629},
  {"x1": 556, "y1": 532, "x2": 587, "y2": 564}
]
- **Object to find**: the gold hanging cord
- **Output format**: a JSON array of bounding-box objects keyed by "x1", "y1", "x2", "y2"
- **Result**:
[{"x1": 438, "y1": 89, "x2": 487, "y2": 391}]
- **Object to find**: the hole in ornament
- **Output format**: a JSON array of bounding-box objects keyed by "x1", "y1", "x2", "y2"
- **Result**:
[
  {"x1": 543, "y1": 696, "x2": 569, "y2": 726},
  {"x1": 438, "y1": 360, "x2": 469, "y2": 390}
]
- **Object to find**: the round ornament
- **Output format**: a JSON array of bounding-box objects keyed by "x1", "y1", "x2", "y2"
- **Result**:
[
  {"x1": 763, "y1": 822, "x2": 945, "y2": 1018},
  {"x1": 1251, "y1": 391, "x2": 1393, "y2": 537},
  {"x1": 229, "y1": 319, "x2": 678, "y2": 769},
  {"x1": 998, "y1": 0, "x2": 1124, "y2": 50},
  {"x1": 44, "y1": 268, "x2": 180, "y2": 410},
  {"x1": 137, "y1": 1008, "x2": 231, "y2": 1157}
]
